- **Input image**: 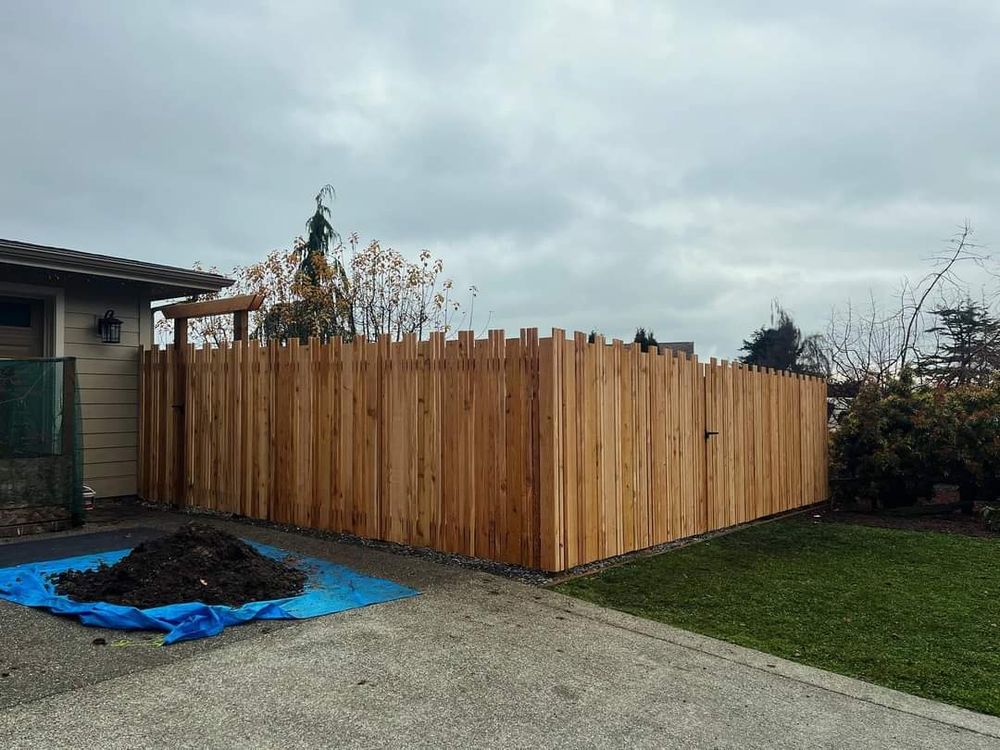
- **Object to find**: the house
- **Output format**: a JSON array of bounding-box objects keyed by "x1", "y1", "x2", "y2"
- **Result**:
[
  {"x1": 0, "y1": 238, "x2": 232, "y2": 499},
  {"x1": 657, "y1": 341, "x2": 695, "y2": 356}
]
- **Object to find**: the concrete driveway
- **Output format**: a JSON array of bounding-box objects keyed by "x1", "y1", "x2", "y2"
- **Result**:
[{"x1": 1, "y1": 513, "x2": 998, "y2": 749}]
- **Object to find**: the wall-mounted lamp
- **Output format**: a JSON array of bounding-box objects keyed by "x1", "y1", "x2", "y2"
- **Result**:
[{"x1": 97, "y1": 309, "x2": 122, "y2": 344}]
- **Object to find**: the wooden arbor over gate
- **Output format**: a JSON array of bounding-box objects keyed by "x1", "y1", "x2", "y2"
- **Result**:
[
  {"x1": 158, "y1": 293, "x2": 266, "y2": 346},
  {"x1": 155, "y1": 293, "x2": 265, "y2": 508}
]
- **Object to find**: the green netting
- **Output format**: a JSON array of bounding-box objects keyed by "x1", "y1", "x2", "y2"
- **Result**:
[{"x1": 0, "y1": 357, "x2": 83, "y2": 530}]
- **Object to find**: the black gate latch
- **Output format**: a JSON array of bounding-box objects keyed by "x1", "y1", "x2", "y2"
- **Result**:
[{"x1": 705, "y1": 430, "x2": 719, "y2": 439}]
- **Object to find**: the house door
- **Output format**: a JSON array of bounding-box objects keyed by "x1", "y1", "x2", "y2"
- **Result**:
[{"x1": 0, "y1": 297, "x2": 45, "y2": 358}]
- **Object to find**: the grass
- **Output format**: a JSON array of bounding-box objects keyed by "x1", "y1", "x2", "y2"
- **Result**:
[{"x1": 555, "y1": 516, "x2": 1000, "y2": 716}]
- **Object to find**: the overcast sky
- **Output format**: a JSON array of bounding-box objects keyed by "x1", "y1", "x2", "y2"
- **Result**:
[{"x1": 2, "y1": 1, "x2": 998, "y2": 356}]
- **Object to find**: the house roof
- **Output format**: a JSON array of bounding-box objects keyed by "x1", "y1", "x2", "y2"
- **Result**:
[{"x1": 0, "y1": 238, "x2": 234, "y2": 300}]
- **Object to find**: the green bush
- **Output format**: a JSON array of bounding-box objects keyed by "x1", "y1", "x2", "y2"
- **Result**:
[{"x1": 831, "y1": 372, "x2": 1000, "y2": 509}]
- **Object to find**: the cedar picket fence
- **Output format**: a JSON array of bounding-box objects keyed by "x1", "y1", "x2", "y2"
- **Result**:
[{"x1": 139, "y1": 329, "x2": 827, "y2": 572}]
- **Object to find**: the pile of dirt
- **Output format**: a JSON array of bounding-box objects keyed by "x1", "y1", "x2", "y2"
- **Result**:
[{"x1": 53, "y1": 523, "x2": 307, "y2": 608}]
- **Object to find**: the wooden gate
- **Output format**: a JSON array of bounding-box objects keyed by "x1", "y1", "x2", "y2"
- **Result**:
[{"x1": 537, "y1": 332, "x2": 827, "y2": 570}]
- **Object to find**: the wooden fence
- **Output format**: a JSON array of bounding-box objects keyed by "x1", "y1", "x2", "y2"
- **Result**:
[{"x1": 139, "y1": 329, "x2": 827, "y2": 571}]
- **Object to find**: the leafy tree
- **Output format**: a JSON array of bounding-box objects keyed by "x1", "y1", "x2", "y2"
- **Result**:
[
  {"x1": 825, "y1": 223, "x2": 989, "y2": 391},
  {"x1": 157, "y1": 187, "x2": 471, "y2": 344},
  {"x1": 916, "y1": 300, "x2": 1000, "y2": 386},
  {"x1": 633, "y1": 327, "x2": 658, "y2": 352},
  {"x1": 739, "y1": 303, "x2": 827, "y2": 375}
]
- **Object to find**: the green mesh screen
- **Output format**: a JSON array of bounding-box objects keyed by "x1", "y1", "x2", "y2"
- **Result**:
[{"x1": 0, "y1": 357, "x2": 83, "y2": 532}]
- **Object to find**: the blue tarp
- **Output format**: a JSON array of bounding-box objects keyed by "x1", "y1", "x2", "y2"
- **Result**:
[{"x1": 0, "y1": 541, "x2": 418, "y2": 644}]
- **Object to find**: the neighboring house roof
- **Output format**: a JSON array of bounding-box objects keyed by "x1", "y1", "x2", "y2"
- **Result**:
[
  {"x1": 0, "y1": 238, "x2": 233, "y2": 300},
  {"x1": 658, "y1": 341, "x2": 695, "y2": 356}
]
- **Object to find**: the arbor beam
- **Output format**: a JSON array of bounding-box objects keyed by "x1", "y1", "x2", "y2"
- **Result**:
[{"x1": 157, "y1": 293, "x2": 265, "y2": 321}]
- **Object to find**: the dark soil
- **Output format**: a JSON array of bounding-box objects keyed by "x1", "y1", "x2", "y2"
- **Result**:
[
  {"x1": 53, "y1": 523, "x2": 307, "y2": 608},
  {"x1": 812, "y1": 507, "x2": 997, "y2": 538}
]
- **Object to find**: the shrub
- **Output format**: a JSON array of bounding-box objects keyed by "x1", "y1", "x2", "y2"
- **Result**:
[
  {"x1": 982, "y1": 505, "x2": 1000, "y2": 532},
  {"x1": 830, "y1": 372, "x2": 1000, "y2": 510}
]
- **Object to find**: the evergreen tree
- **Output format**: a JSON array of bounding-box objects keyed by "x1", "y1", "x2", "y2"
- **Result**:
[
  {"x1": 739, "y1": 304, "x2": 827, "y2": 375},
  {"x1": 917, "y1": 301, "x2": 1000, "y2": 386},
  {"x1": 298, "y1": 185, "x2": 339, "y2": 283},
  {"x1": 633, "y1": 327, "x2": 659, "y2": 353},
  {"x1": 261, "y1": 186, "x2": 354, "y2": 342}
]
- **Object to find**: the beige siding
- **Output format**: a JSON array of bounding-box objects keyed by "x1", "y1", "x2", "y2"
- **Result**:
[
  {"x1": 77, "y1": 372, "x2": 139, "y2": 391},
  {"x1": 72, "y1": 358, "x2": 140, "y2": 376},
  {"x1": 81, "y1": 417, "x2": 137, "y2": 435},
  {"x1": 63, "y1": 282, "x2": 146, "y2": 498},
  {"x1": 84, "y1": 431, "x2": 138, "y2": 449}
]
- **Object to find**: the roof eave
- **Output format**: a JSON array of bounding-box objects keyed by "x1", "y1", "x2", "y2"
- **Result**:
[{"x1": 0, "y1": 240, "x2": 234, "y2": 296}]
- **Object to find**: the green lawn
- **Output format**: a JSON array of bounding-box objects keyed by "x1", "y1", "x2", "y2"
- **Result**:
[{"x1": 555, "y1": 517, "x2": 1000, "y2": 716}]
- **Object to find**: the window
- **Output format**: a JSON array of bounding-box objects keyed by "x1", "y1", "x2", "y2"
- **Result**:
[{"x1": 0, "y1": 300, "x2": 32, "y2": 327}]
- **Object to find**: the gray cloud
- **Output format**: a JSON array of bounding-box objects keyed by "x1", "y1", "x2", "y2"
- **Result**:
[{"x1": 2, "y1": 0, "x2": 998, "y2": 357}]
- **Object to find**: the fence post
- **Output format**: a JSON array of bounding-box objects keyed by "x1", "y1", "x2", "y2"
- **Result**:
[
  {"x1": 538, "y1": 328, "x2": 565, "y2": 571},
  {"x1": 61, "y1": 357, "x2": 78, "y2": 517},
  {"x1": 171, "y1": 322, "x2": 188, "y2": 508}
]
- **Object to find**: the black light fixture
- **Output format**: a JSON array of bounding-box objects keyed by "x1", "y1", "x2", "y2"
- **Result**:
[{"x1": 97, "y1": 309, "x2": 122, "y2": 344}]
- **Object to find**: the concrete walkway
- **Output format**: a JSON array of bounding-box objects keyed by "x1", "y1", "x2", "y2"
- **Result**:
[{"x1": 1, "y1": 517, "x2": 998, "y2": 749}]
